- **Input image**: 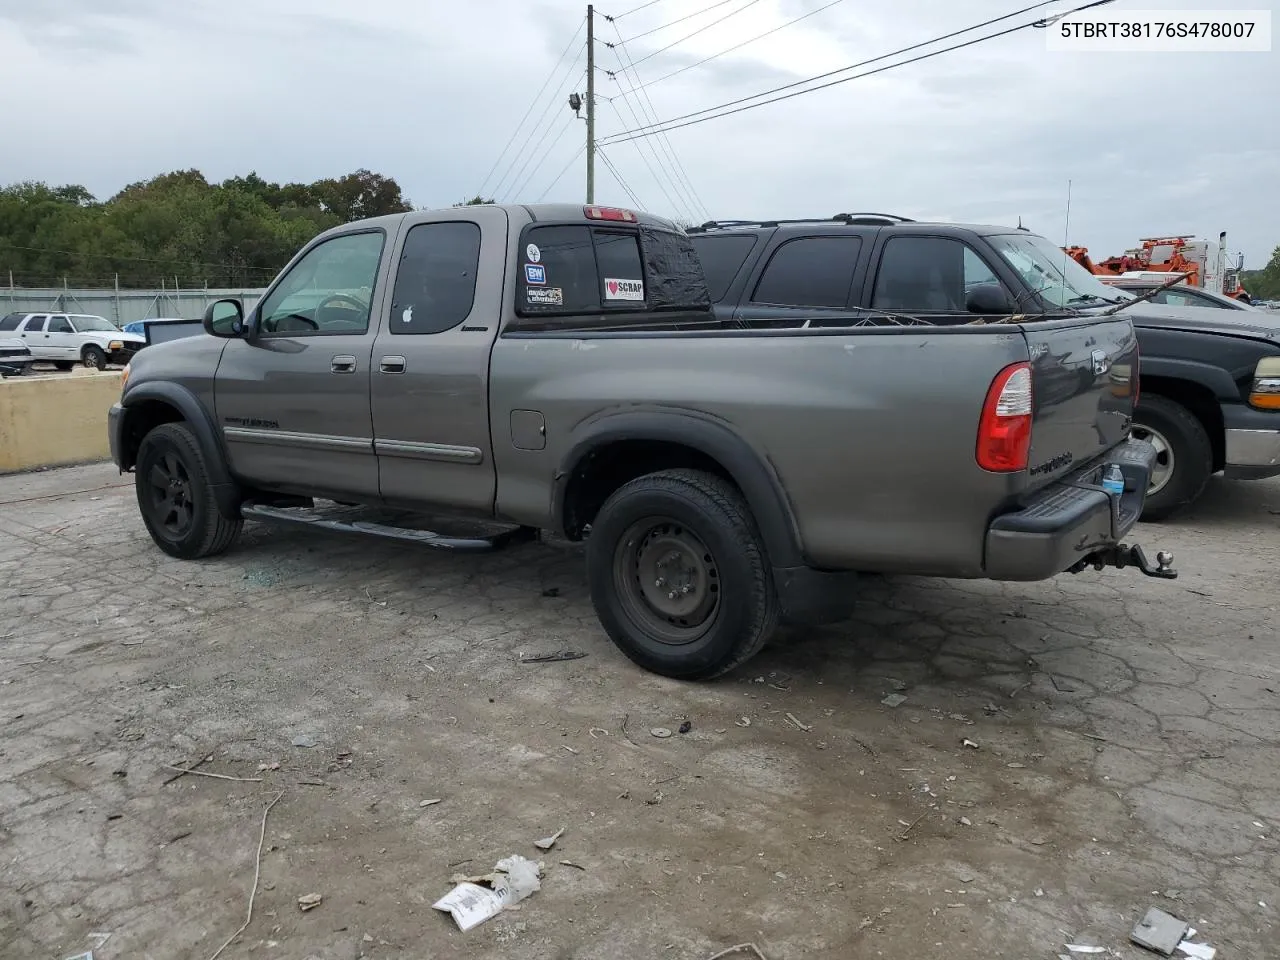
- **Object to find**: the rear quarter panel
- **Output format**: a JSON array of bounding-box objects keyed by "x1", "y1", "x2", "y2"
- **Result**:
[{"x1": 490, "y1": 327, "x2": 1030, "y2": 576}]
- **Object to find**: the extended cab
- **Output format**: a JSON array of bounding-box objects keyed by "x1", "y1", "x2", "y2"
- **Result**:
[
  {"x1": 687, "y1": 215, "x2": 1280, "y2": 519},
  {"x1": 109, "y1": 204, "x2": 1175, "y2": 680}
]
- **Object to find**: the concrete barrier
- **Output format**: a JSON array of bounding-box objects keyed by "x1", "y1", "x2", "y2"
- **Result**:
[{"x1": 0, "y1": 371, "x2": 123, "y2": 473}]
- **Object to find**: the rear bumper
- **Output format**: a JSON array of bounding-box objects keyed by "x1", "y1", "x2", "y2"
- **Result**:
[
  {"x1": 1222, "y1": 406, "x2": 1280, "y2": 480},
  {"x1": 984, "y1": 438, "x2": 1157, "y2": 582}
]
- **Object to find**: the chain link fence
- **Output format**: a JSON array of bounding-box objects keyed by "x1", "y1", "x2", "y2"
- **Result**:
[{"x1": 3, "y1": 283, "x2": 266, "y2": 328}]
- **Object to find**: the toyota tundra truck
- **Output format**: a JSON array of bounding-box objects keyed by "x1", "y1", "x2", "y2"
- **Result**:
[{"x1": 108, "y1": 203, "x2": 1176, "y2": 679}]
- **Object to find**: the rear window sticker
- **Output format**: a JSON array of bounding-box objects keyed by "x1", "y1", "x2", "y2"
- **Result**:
[
  {"x1": 604, "y1": 278, "x2": 644, "y2": 301},
  {"x1": 525, "y1": 263, "x2": 547, "y2": 285},
  {"x1": 526, "y1": 243, "x2": 541, "y2": 263},
  {"x1": 527, "y1": 286, "x2": 563, "y2": 306}
]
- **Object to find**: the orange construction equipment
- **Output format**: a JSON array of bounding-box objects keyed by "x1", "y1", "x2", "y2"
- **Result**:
[{"x1": 1065, "y1": 233, "x2": 1250, "y2": 301}]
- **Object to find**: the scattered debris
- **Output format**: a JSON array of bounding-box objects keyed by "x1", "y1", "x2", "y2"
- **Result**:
[
  {"x1": 518, "y1": 651, "x2": 587, "y2": 664},
  {"x1": 678, "y1": 720, "x2": 692, "y2": 734},
  {"x1": 645, "y1": 790, "x2": 664, "y2": 806},
  {"x1": 534, "y1": 828, "x2": 565, "y2": 851},
  {"x1": 1051, "y1": 675, "x2": 1079, "y2": 693},
  {"x1": 205, "y1": 790, "x2": 285, "y2": 960},
  {"x1": 785, "y1": 713, "x2": 812, "y2": 732},
  {"x1": 291, "y1": 735, "x2": 318, "y2": 749},
  {"x1": 419, "y1": 798, "x2": 443, "y2": 808},
  {"x1": 957, "y1": 817, "x2": 972, "y2": 826},
  {"x1": 297, "y1": 893, "x2": 323, "y2": 912},
  {"x1": 734, "y1": 717, "x2": 752, "y2": 727},
  {"x1": 1064, "y1": 946, "x2": 1106, "y2": 954},
  {"x1": 881, "y1": 694, "x2": 907, "y2": 708},
  {"x1": 433, "y1": 854, "x2": 543, "y2": 931},
  {"x1": 1035, "y1": 888, "x2": 1045, "y2": 897},
  {"x1": 541, "y1": 587, "x2": 561, "y2": 597},
  {"x1": 894, "y1": 813, "x2": 926, "y2": 842},
  {"x1": 1177, "y1": 934, "x2": 1216, "y2": 960},
  {"x1": 560, "y1": 745, "x2": 579, "y2": 755},
  {"x1": 63, "y1": 953, "x2": 93, "y2": 960},
  {"x1": 163, "y1": 753, "x2": 216, "y2": 785},
  {"x1": 559, "y1": 859, "x2": 586, "y2": 870},
  {"x1": 705, "y1": 942, "x2": 769, "y2": 960},
  {"x1": 962, "y1": 738, "x2": 979, "y2": 749},
  {"x1": 162, "y1": 765, "x2": 262, "y2": 784},
  {"x1": 889, "y1": 679, "x2": 908, "y2": 692},
  {"x1": 1131, "y1": 907, "x2": 1191, "y2": 956},
  {"x1": 651, "y1": 727, "x2": 673, "y2": 739},
  {"x1": 589, "y1": 727, "x2": 610, "y2": 739}
]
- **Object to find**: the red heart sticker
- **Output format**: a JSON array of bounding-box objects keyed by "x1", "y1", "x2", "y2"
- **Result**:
[{"x1": 607, "y1": 280, "x2": 618, "y2": 295}]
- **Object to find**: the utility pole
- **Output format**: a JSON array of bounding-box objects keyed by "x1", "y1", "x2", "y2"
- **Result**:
[{"x1": 586, "y1": 4, "x2": 596, "y2": 204}]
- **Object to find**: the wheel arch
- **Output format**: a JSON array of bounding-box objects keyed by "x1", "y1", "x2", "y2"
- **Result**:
[
  {"x1": 1137, "y1": 375, "x2": 1226, "y2": 472},
  {"x1": 554, "y1": 410, "x2": 805, "y2": 568},
  {"x1": 120, "y1": 382, "x2": 242, "y2": 518}
]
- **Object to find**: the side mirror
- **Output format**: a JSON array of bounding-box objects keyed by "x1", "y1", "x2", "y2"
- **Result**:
[
  {"x1": 204, "y1": 299, "x2": 245, "y2": 338},
  {"x1": 966, "y1": 283, "x2": 1013, "y2": 315}
]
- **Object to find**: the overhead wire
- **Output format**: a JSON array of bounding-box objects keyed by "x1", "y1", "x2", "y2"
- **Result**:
[
  {"x1": 596, "y1": 146, "x2": 647, "y2": 209},
  {"x1": 599, "y1": 0, "x2": 1111, "y2": 144},
  {"x1": 623, "y1": 0, "x2": 766, "y2": 69},
  {"x1": 535, "y1": 145, "x2": 587, "y2": 202},
  {"x1": 492, "y1": 55, "x2": 587, "y2": 199},
  {"x1": 508, "y1": 108, "x2": 581, "y2": 200},
  {"x1": 610, "y1": 0, "x2": 741, "y2": 42},
  {"x1": 601, "y1": 100, "x2": 690, "y2": 219},
  {"x1": 610, "y1": 0, "x2": 666, "y2": 19},
  {"x1": 613, "y1": 0, "x2": 847, "y2": 96},
  {"x1": 607, "y1": 22, "x2": 710, "y2": 220}
]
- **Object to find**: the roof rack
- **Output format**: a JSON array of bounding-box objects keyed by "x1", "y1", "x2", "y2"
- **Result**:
[
  {"x1": 687, "y1": 213, "x2": 914, "y2": 234},
  {"x1": 831, "y1": 212, "x2": 915, "y2": 224}
]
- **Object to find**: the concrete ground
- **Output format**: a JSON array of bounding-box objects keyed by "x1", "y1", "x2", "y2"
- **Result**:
[{"x1": 1, "y1": 463, "x2": 1277, "y2": 960}]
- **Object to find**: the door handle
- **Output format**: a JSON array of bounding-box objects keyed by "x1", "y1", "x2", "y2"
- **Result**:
[
  {"x1": 330, "y1": 355, "x2": 357, "y2": 374},
  {"x1": 379, "y1": 356, "x2": 406, "y2": 374}
]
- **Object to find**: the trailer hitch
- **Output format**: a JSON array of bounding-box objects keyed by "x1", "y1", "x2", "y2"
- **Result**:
[{"x1": 1070, "y1": 543, "x2": 1177, "y2": 580}]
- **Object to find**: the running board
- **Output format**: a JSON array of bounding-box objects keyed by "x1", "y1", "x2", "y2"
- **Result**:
[{"x1": 239, "y1": 501, "x2": 538, "y2": 553}]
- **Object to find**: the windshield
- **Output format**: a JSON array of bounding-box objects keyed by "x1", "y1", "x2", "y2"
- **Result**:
[
  {"x1": 988, "y1": 234, "x2": 1134, "y2": 309},
  {"x1": 71, "y1": 315, "x2": 117, "y2": 332}
]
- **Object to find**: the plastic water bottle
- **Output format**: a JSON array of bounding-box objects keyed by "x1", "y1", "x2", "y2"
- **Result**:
[{"x1": 1101, "y1": 464, "x2": 1125, "y2": 496}]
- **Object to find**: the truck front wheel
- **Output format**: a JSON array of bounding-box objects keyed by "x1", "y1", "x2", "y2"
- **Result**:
[
  {"x1": 135, "y1": 422, "x2": 243, "y2": 559},
  {"x1": 586, "y1": 469, "x2": 778, "y2": 680},
  {"x1": 1131, "y1": 395, "x2": 1213, "y2": 521}
]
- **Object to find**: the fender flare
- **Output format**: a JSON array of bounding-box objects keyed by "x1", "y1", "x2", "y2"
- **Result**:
[
  {"x1": 554, "y1": 408, "x2": 806, "y2": 568},
  {"x1": 121, "y1": 381, "x2": 242, "y2": 519},
  {"x1": 1138, "y1": 356, "x2": 1239, "y2": 401}
]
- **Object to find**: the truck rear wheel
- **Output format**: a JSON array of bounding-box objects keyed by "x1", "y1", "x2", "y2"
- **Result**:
[
  {"x1": 586, "y1": 469, "x2": 778, "y2": 680},
  {"x1": 135, "y1": 422, "x2": 243, "y2": 559},
  {"x1": 1131, "y1": 395, "x2": 1213, "y2": 521}
]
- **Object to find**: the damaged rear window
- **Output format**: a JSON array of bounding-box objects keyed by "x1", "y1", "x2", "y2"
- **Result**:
[{"x1": 515, "y1": 223, "x2": 709, "y2": 323}]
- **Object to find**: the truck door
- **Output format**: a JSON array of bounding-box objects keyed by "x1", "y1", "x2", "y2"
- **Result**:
[
  {"x1": 370, "y1": 205, "x2": 507, "y2": 514},
  {"x1": 45, "y1": 315, "x2": 77, "y2": 361},
  {"x1": 214, "y1": 229, "x2": 389, "y2": 500},
  {"x1": 732, "y1": 235, "x2": 867, "y2": 326},
  {"x1": 18, "y1": 315, "x2": 49, "y2": 359}
]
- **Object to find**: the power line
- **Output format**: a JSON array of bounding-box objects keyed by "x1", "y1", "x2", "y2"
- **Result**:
[
  {"x1": 478, "y1": 16, "x2": 586, "y2": 198},
  {"x1": 608, "y1": 23, "x2": 709, "y2": 220},
  {"x1": 611, "y1": 0, "x2": 665, "y2": 19},
  {"x1": 621, "y1": 0, "x2": 766, "y2": 70},
  {"x1": 601, "y1": 99, "x2": 691, "y2": 220},
  {"x1": 612, "y1": 0, "x2": 740, "y2": 42},
  {"x1": 498, "y1": 68, "x2": 587, "y2": 200},
  {"x1": 492, "y1": 55, "x2": 587, "y2": 199},
  {"x1": 614, "y1": 0, "x2": 846, "y2": 96},
  {"x1": 600, "y1": 0, "x2": 1108, "y2": 144},
  {"x1": 596, "y1": 146, "x2": 646, "y2": 209},
  {"x1": 536, "y1": 146, "x2": 587, "y2": 202},
  {"x1": 509, "y1": 110, "x2": 581, "y2": 200}
]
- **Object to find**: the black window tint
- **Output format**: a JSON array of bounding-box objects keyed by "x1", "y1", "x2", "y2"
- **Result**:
[
  {"x1": 520, "y1": 225, "x2": 598, "y2": 314},
  {"x1": 390, "y1": 222, "x2": 482, "y2": 335},
  {"x1": 0, "y1": 314, "x2": 23, "y2": 331},
  {"x1": 23, "y1": 316, "x2": 47, "y2": 332},
  {"x1": 691, "y1": 235, "x2": 757, "y2": 302},
  {"x1": 593, "y1": 230, "x2": 645, "y2": 306},
  {"x1": 47, "y1": 316, "x2": 73, "y2": 333},
  {"x1": 872, "y1": 237, "x2": 970, "y2": 313},
  {"x1": 752, "y1": 237, "x2": 861, "y2": 308}
]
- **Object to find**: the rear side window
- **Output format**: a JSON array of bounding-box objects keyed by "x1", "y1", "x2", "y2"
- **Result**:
[
  {"x1": 691, "y1": 235, "x2": 758, "y2": 302},
  {"x1": 0, "y1": 314, "x2": 24, "y2": 331},
  {"x1": 752, "y1": 236, "x2": 862, "y2": 308},
  {"x1": 390, "y1": 221, "x2": 482, "y2": 335},
  {"x1": 519, "y1": 225, "x2": 646, "y2": 315},
  {"x1": 48, "y1": 316, "x2": 73, "y2": 333},
  {"x1": 23, "y1": 316, "x2": 47, "y2": 332}
]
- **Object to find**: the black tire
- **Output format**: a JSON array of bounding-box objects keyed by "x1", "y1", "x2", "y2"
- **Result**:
[
  {"x1": 82, "y1": 345, "x2": 107, "y2": 370},
  {"x1": 135, "y1": 422, "x2": 242, "y2": 559},
  {"x1": 54, "y1": 361, "x2": 74, "y2": 371},
  {"x1": 586, "y1": 469, "x2": 779, "y2": 680},
  {"x1": 1131, "y1": 394, "x2": 1213, "y2": 522}
]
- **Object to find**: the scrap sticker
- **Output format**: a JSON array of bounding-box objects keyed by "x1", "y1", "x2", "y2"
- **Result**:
[
  {"x1": 525, "y1": 243, "x2": 541, "y2": 263},
  {"x1": 604, "y1": 278, "x2": 644, "y2": 301},
  {"x1": 527, "y1": 286, "x2": 563, "y2": 306},
  {"x1": 524, "y1": 263, "x2": 546, "y2": 285}
]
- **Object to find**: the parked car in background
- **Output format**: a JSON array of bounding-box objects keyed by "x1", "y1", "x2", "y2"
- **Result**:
[
  {"x1": 687, "y1": 213, "x2": 1280, "y2": 521},
  {"x1": 0, "y1": 312, "x2": 143, "y2": 369},
  {"x1": 0, "y1": 337, "x2": 34, "y2": 377},
  {"x1": 122, "y1": 317, "x2": 189, "y2": 337},
  {"x1": 1100, "y1": 277, "x2": 1264, "y2": 311}
]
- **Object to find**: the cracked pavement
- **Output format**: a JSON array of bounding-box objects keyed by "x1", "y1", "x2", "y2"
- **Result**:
[{"x1": 1, "y1": 463, "x2": 1277, "y2": 959}]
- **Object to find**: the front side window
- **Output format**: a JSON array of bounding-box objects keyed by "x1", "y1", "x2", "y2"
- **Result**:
[
  {"x1": 390, "y1": 222, "x2": 482, "y2": 335},
  {"x1": 71, "y1": 315, "x2": 115, "y2": 332},
  {"x1": 518, "y1": 225, "x2": 646, "y2": 315},
  {"x1": 872, "y1": 237, "x2": 1006, "y2": 313},
  {"x1": 258, "y1": 231, "x2": 385, "y2": 335},
  {"x1": 47, "y1": 316, "x2": 73, "y2": 333},
  {"x1": 752, "y1": 237, "x2": 861, "y2": 308}
]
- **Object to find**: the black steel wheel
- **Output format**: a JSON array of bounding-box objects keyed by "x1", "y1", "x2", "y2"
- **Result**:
[
  {"x1": 82, "y1": 345, "x2": 107, "y2": 370},
  {"x1": 587, "y1": 469, "x2": 778, "y2": 679},
  {"x1": 135, "y1": 422, "x2": 242, "y2": 559},
  {"x1": 1131, "y1": 394, "x2": 1213, "y2": 521}
]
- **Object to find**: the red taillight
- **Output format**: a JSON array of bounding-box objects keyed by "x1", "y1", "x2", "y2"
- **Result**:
[
  {"x1": 977, "y1": 362, "x2": 1033, "y2": 472},
  {"x1": 584, "y1": 205, "x2": 637, "y2": 222}
]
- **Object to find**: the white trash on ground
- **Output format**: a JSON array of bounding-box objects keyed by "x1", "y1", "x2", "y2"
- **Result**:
[{"x1": 433, "y1": 854, "x2": 544, "y2": 931}]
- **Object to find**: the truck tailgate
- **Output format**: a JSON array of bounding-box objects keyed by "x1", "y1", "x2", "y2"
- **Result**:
[{"x1": 1021, "y1": 314, "x2": 1138, "y2": 487}]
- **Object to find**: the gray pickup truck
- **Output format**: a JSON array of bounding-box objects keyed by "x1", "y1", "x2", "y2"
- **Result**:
[{"x1": 109, "y1": 203, "x2": 1175, "y2": 679}]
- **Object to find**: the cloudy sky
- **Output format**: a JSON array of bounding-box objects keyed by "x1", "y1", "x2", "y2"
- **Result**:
[{"x1": 1, "y1": 0, "x2": 1276, "y2": 264}]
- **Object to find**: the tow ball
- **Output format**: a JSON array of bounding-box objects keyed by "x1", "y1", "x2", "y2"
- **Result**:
[{"x1": 1070, "y1": 543, "x2": 1178, "y2": 580}]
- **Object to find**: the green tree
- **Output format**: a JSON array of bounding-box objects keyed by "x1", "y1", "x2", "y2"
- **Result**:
[
  {"x1": 455, "y1": 196, "x2": 496, "y2": 206},
  {"x1": 1241, "y1": 247, "x2": 1280, "y2": 301}
]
